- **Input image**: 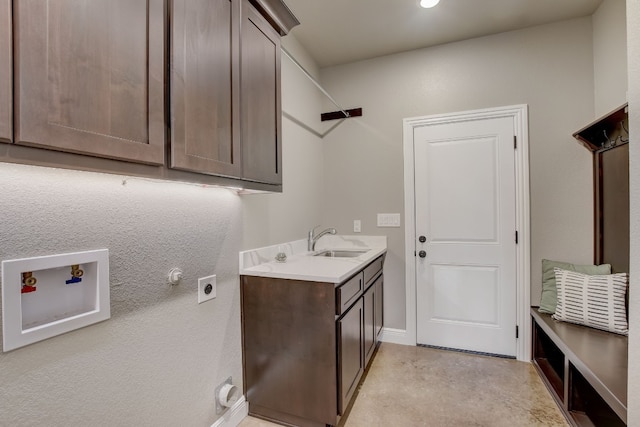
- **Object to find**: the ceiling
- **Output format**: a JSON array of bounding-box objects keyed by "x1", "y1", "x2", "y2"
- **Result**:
[{"x1": 283, "y1": 0, "x2": 604, "y2": 68}]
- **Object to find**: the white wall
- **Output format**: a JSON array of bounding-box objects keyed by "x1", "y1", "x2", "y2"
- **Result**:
[
  {"x1": 593, "y1": 0, "x2": 628, "y2": 116},
  {"x1": 319, "y1": 18, "x2": 596, "y2": 330},
  {"x1": 0, "y1": 36, "x2": 325, "y2": 426},
  {"x1": 626, "y1": 0, "x2": 639, "y2": 423}
]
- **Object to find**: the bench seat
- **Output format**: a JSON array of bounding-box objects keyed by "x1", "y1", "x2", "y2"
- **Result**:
[{"x1": 531, "y1": 308, "x2": 627, "y2": 426}]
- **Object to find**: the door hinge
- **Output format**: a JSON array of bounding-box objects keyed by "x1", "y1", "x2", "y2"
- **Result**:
[
  {"x1": 514, "y1": 135, "x2": 517, "y2": 149},
  {"x1": 515, "y1": 231, "x2": 518, "y2": 244},
  {"x1": 516, "y1": 325, "x2": 519, "y2": 339}
]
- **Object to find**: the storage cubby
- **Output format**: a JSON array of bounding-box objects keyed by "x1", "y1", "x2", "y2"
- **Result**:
[
  {"x1": 533, "y1": 321, "x2": 565, "y2": 402},
  {"x1": 569, "y1": 363, "x2": 625, "y2": 427},
  {"x1": 531, "y1": 309, "x2": 627, "y2": 426}
]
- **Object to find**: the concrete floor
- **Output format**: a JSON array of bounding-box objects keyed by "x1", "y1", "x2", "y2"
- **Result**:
[{"x1": 239, "y1": 342, "x2": 568, "y2": 427}]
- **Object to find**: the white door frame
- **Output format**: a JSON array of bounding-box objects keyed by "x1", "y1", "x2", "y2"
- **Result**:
[{"x1": 402, "y1": 105, "x2": 531, "y2": 362}]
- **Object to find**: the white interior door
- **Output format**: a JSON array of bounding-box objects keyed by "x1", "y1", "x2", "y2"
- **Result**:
[{"x1": 414, "y1": 116, "x2": 517, "y2": 357}]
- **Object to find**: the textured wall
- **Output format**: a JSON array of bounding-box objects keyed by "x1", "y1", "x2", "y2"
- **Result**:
[
  {"x1": 593, "y1": 0, "x2": 628, "y2": 116},
  {"x1": 0, "y1": 164, "x2": 243, "y2": 425},
  {"x1": 319, "y1": 18, "x2": 596, "y2": 330},
  {"x1": 626, "y1": 0, "x2": 639, "y2": 423}
]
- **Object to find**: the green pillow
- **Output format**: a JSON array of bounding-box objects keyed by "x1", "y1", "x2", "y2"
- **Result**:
[{"x1": 539, "y1": 259, "x2": 611, "y2": 314}]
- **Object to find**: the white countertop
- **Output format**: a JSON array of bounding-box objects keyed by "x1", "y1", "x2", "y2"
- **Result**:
[{"x1": 239, "y1": 235, "x2": 387, "y2": 283}]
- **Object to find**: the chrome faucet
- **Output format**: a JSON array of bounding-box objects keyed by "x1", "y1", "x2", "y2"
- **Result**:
[{"x1": 308, "y1": 226, "x2": 337, "y2": 251}]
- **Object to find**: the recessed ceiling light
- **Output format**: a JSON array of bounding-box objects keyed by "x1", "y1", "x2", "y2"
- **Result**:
[{"x1": 420, "y1": 0, "x2": 440, "y2": 8}]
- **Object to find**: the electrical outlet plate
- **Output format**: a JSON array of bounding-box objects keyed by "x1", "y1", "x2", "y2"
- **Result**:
[
  {"x1": 215, "y1": 377, "x2": 233, "y2": 414},
  {"x1": 198, "y1": 274, "x2": 216, "y2": 304},
  {"x1": 353, "y1": 220, "x2": 361, "y2": 233}
]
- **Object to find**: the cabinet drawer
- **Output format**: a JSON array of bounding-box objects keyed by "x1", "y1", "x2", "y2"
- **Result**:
[
  {"x1": 336, "y1": 273, "x2": 363, "y2": 315},
  {"x1": 363, "y1": 256, "x2": 384, "y2": 287}
]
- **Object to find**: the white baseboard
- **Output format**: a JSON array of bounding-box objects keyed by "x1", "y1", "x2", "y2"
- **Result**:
[
  {"x1": 211, "y1": 395, "x2": 249, "y2": 427},
  {"x1": 380, "y1": 327, "x2": 414, "y2": 346}
]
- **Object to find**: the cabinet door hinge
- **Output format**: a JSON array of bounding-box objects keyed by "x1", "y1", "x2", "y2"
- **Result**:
[
  {"x1": 515, "y1": 231, "x2": 518, "y2": 244},
  {"x1": 516, "y1": 325, "x2": 519, "y2": 339},
  {"x1": 514, "y1": 135, "x2": 517, "y2": 149}
]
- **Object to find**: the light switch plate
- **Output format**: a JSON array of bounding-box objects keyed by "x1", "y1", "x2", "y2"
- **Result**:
[
  {"x1": 377, "y1": 213, "x2": 401, "y2": 227},
  {"x1": 353, "y1": 220, "x2": 361, "y2": 233},
  {"x1": 198, "y1": 275, "x2": 216, "y2": 304}
]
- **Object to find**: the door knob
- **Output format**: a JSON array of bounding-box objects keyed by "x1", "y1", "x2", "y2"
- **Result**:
[
  {"x1": 418, "y1": 236, "x2": 426, "y2": 243},
  {"x1": 418, "y1": 250, "x2": 427, "y2": 258}
]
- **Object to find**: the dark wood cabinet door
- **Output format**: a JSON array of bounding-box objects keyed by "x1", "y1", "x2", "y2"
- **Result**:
[
  {"x1": 595, "y1": 144, "x2": 630, "y2": 274},
  {"x1": 375, "y1": 275, "x2": 384, "y2": 339},
  {"x1": 241, "y1": 276, "x2": 338, "y2": 426},
  {"x1": 0, "y1": 0, "x2": 11, "y2": 143},
  {"x1": 364, "y1": 285, "x2": 375, "y2": 366},
  {"x1": 338, "y1": 298, "x2": 364, "y2": 415},
  {"x1": 170, "y1": 0, "x2": 242, "y2": 177},
  {"x1": 241, "y1": 0, "x2": 282, "y2": 184},
  {"x1": 14, "y1": 0, "x2": 165, "y2": 164}
]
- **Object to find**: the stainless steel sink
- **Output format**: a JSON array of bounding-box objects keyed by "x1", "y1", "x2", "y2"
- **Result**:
[{"x1": 313, "y1": 250, "x2": 368, "y2": 258}]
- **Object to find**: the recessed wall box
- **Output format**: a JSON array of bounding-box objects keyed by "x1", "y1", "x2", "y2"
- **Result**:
[{"x1": 2, "y1": 249, "x2": 110, "y2": 352}]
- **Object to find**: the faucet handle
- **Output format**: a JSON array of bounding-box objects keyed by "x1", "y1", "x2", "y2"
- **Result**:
[
  {"x1": 309, "y1": 225, "x2": 321, "y2": 237},
  {"x1": 308, "y1": 225, "x2": 321, "y2": 251}
]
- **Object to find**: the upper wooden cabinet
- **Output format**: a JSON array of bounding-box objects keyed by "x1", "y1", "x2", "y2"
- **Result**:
[
  {"x1": 171, "y1": 0, "x2": 288, "y2": 184},
  {"x1": 13, "y1": 0, "x2": 166, "y2": 165},
  {"x1": 2, "y1": 0, "x2": 296, "y2": 189},
  {"x1": 170, "y1": 0, "x2": 242, "y2": 177},
  {"x1": 0, "y1": 0, "x2": 11, "y2": 143},
  {"x1": 248, "y1": 0, "x2": 299, "y2": 36},
  {"x1": 241, "y1": 1, "x2": 282, "y2": 184}
]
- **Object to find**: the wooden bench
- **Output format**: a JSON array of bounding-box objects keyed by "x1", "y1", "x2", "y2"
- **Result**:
[{"x1": 531, "y1": 308, "x2": 627, "y2": 426}]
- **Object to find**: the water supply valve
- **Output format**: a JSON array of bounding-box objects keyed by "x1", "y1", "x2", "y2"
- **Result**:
[
  {"x1": 21, "y1": 272, "x2": 37, "y2": 294},
  {"x1": 65, "y1": 264, "x2": 84, "y2": 284}
]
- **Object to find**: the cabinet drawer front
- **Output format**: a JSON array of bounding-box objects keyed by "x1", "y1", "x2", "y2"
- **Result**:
[
  {"x1": 336, "y1": 273, "x2": 363, "y2": 315},
  {"x1": 364, "y1": 256, "x2": 384, "y2": 287}
]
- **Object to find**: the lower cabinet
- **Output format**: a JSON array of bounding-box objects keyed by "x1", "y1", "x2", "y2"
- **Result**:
[{"x1": 241, "y1": 254, "x2": 385, "y2": 427}]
